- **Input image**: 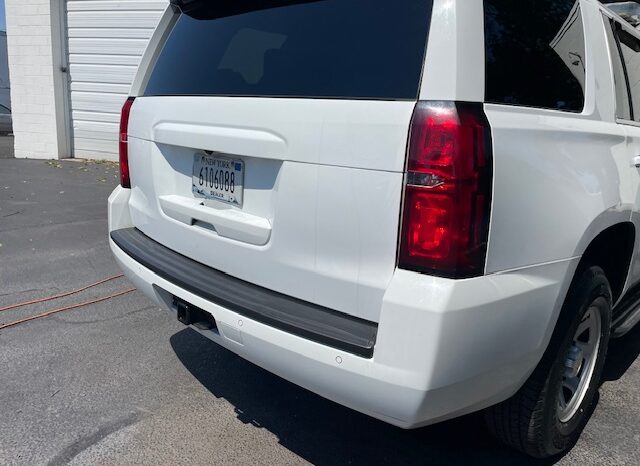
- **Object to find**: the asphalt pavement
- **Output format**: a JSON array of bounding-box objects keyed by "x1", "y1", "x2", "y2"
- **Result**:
[{"x1": 0, "y1": 158, "x2": 638, "y2": 465}]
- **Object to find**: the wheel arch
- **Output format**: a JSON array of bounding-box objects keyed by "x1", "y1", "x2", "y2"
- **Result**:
[
  {"x1": 574, "y1": 221, "x2": 636, "y2": 305},
  {"x1": 525, "y1": 218, "x2": 635, "y2": 390}
]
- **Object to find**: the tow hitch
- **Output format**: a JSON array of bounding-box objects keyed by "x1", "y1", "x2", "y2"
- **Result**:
[{"x1": 173, "y1": 297, "x2": 217, "y2": 331}]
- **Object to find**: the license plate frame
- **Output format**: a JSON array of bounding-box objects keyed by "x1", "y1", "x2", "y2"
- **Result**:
[{"x1": 192, "y1": 153, "x2": 244, "y2": 207}]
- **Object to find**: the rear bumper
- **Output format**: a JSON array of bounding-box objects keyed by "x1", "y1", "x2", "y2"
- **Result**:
[
  {"x1": 109, "y1": 186, "x2": 577, "y2": 428},
  {"x1": 110, "y1": 227, "x2": 378, "y2": 358}
]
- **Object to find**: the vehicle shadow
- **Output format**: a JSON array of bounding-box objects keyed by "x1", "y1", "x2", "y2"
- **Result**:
[
  {"x1": 602, "y1": 323, "x2": 640, "y2": 382},
  {"x1": 170, "y1": 329, "x2": 564, "y2": 466}
]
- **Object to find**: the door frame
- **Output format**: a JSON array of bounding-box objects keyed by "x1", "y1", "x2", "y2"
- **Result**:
[{"x1": 50, "y1": 0, "x2": 74, "y2": 159}]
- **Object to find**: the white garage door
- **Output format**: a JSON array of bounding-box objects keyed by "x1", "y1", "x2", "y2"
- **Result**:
[{"x1": 66, "y1": 0, "x2": 169, "y2": 160}]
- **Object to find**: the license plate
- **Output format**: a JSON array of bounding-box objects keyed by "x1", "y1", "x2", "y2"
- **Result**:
[{"x1": 192, "y1": 154, "x2": 244, "y2": 206}]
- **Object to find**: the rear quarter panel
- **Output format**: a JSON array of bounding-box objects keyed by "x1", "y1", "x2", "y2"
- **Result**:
[{"x1": 483, "y1": 0, "x2": 633, "y2": 274}]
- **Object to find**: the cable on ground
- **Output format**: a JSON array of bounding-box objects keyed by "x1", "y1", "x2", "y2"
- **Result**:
[
  {"x1": 0, "y1": 274, "x2": 125, "y2": 313},
  {"x1": 0, "y1": 288, "x2": 136, "y2": 330}
]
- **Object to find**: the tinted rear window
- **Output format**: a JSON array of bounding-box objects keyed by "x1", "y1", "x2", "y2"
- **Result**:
[
  {"x1": 144, "y1": 0, "x2": 432, "y2": 100},
  {"x1": 484, "y1": 0, "x2": 586, "y2": 112}
]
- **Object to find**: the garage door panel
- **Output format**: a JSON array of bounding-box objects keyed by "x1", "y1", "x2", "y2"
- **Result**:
[
  {"x1": 74, "y1": 128, "x2": 118, "y2": 144},
  {"x1": 70, "y1": 64, "x2": 138, "y2": 85},
  {"x1": 71, "y1": 82, "x2": 132, "y2": 94},
  {"x1": 67, "y1": 11, "x2": 165, "y2": 29},
  {"x1": 69, "y1": 54, "x2": 142, "y2": 66},
  {"x1": 74, "y1": 138, "x2": 119, "y2": 156},
  {"x1": 67, "y1": 1, "x2": 168, "y2": 12},
  {"x1": 73, "y1": 122, "x2": 118, "y2": 144},
  {"x1": 69, "y1": 28, "x2": 156, "y2": 40},
  {"x1": 68, "y1": 38, "x2": 150, "y2": 56},
  {"x1": 66, "y1": 0, "x2": 168, "y2": 159},
  {"x1": 73, "y1": 111, "x2": 120, "y2": 125},
  {"x1": 71, "y1": 92, "x2": 129, "y2": 114}
]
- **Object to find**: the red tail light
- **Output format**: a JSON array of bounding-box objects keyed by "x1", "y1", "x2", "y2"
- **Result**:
[
  {"x1": 119, "y1": 97, "x2": 136, "y2": 188},
  {"x1": 399, "y1": 101, "x2": 493, "y2": 278}
]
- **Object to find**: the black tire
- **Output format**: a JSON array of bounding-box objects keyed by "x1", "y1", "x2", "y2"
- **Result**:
[{"x1": 485, "y1": 266, "x2": 612, "y2": 458}]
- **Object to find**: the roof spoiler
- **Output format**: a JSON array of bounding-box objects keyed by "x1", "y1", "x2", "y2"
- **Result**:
[{"x1": 169, "y1": 0, "x2": 321, "y2": 19}]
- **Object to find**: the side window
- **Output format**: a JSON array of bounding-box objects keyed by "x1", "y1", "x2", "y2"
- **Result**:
[
  {"x1": 604, "y1": 17, "x2": 632, "y2": 121},
  {"x1": 484, "y1": 0, "x2": 586, "y2": 112},
  {"x1": 615, "y1": 23, "x2": 640, "y2": 123}
]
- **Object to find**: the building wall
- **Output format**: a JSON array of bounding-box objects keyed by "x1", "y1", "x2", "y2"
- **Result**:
[
  {"x1": 5, "y1": 0, "x2": 168, "y2": 160},
  {"x1": 5, "y1": 0, "x2": 63, "y2": 159}
]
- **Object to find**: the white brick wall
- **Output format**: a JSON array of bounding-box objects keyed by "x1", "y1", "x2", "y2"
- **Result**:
[{"x1": 5, "y1": 0, "x2": 64, "y2": 159}]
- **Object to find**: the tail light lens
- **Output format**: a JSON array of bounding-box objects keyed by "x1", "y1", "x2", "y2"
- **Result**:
[
  {"x1": 119, "y1": 97, "x2": 136, "y2": 188},
  {"x1": 399, "y1": 101, "x2": 493, "y2": 278}
]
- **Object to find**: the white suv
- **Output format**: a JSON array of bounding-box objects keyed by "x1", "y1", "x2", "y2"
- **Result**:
[{"x1": 108, "y1": 0, "x2": 640, "y2": 457}]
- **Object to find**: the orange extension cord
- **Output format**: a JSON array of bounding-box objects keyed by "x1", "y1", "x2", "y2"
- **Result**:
[
  {"x1": 0, "y1": 274, "x2": 136, "y2": 330},
  {"x1": 0, "y1": 274, "x2": 125, "y2": 313},
  {"x1": 0, "y1": 288, "x2": 136, "y2": 330}
]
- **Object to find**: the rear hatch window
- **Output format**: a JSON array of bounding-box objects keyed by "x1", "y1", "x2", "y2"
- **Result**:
[{"x1": 144, "y1": 0, "x2": 432, "y2": 100}]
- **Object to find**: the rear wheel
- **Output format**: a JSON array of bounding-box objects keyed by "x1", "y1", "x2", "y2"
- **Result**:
[{"x1": 485, "y1": 266, "x2": 612, "y2": 458}]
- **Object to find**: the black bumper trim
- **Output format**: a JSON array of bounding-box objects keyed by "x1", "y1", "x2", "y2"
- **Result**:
[{"x1": 111, "y1": 228, "x2": 377, "y2": 358}]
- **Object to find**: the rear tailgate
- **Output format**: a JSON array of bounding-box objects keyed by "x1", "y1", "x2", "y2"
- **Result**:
[{"x1": 126, "y1": 0, "x2": 432, "y2": 323}]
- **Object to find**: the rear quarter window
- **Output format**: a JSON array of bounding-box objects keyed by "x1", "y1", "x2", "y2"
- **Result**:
[
  {"x1": 484, "y1": 0, "x2": 586, "y2": 112},
  {"x1": 144, "y1": 0, "x2": 433, "y2": 100},
  {"x1": 615, "y1": 25, "x2": 640, "y2": 122},
  {"x1": 603, "y1": 18, "x2": 633, "y2": 121}
]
